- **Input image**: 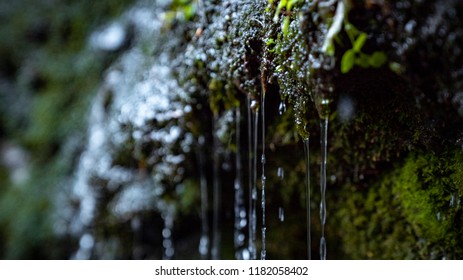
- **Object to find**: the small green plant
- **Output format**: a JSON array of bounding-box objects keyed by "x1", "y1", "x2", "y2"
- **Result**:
[
  {"x1": 340, "y1": 23, "x2": 387, "y2": 73},
  {"x1": 163, "y1": 0, "x2": 197, "y2": 28},
  {"x1": 268, "y1": 0, "x2": 303, "y2": 37},
  {"x1": 318, "y1": 1, "x2": 387, "y2": 73}
]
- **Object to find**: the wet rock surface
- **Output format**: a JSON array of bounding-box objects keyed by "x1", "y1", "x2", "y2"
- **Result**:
[{"x1": 2, "y1": 0, "x2": 463, "y2": 259}]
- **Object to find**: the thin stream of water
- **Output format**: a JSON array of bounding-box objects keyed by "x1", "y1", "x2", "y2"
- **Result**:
[
  {"x1": 303, "y1": 138, "x2": 311, "y2": 260},
  {"x1": 197, "y1": 136, "x2": 210, "y2": 259},
  {"x1": 246, "y1": 97, "x2": 254, "y2": 259},
  {"x1": 277, "y1": 167, "x2": 285, "y2": 223},
  {"x1": 248, "y1": 97, "x2": 259, "y2": 260},
  {"x1": 260, "y1": 88, "x2": 267, "y2": 260},
  {"x1": 211, "y1": 114, "x2": 221, "y2": 260},
  {"x1": 320, "y1": 117, "x2": 328, "y2": 260}
]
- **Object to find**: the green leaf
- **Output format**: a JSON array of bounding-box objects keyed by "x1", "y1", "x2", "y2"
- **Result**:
[
  {"x1": 369, "y1": 51, "x2": 387, "y2": 68},
  {"x1": 356, "y1": 53, "x2": 370, "y2": 68},
  {"x1": 353, "y1": 32, "x2": 367, "y2": 52},
  {"x1": 341, "y1": 49, "x2": 355, "y2": 73}
]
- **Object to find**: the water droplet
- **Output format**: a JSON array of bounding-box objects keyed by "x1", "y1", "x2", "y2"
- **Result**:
[
  {"x1": 250, "y1": 99, "x2": 259, "y2": 112},
  {"x1": 277, "y1": 167, "x2": 284, "y2": 180},
  {"x1": 162, "y1": 228, "x2": 171, "y2": 238},
  {"x1": 278, "y1": 207, "x2": 285, "y2": 222},
  {"x1": 241, "y1": 248, "x2": 250, "y2": 260},
  {"x1": 278, "y1": 101, "x2": 287, "y2": 115},
  {"x1": 337, "y1": 95, "x2": 355, "y2": 123},
  {"x1": 199, "y1": 236, "x2": 209, "y2": 256},
  {"x1": 79, "y1": 233, "x2": 95, "y2": 250}
]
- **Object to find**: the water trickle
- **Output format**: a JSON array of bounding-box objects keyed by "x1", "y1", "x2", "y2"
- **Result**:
[
  {"x1": 197, "y1": 136, "x2": 210, "y2": 259},
  {"x1": 277, "y1": 167, "x2": 285, "y2": 223},
  {"x1": 234, "y1": 107, "x2": 248, "y2": 259},
  {"x1": 319, "y1": 116, "x2": 329, "y2": 260},
  {"x1": 260, "y1": 82, "x2": 267, "y2": 260},
  {"x1": 211, "y1": 114, "x2": 222, "y2": 260},
  {"x1": 162, "y1": 205, "x2": 175, "y2": 260},
  {"x1": 303, "y1": 138, "x2": 311, "y2": 260},
  {"x1": 248, "y1": 96, "x2": 259, "y2": 260}
]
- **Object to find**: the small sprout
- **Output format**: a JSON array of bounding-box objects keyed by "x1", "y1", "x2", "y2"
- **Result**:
[
  {"x1": 353, "y1": 32, "x2": 367, "y2": 52},
  {"x1": 340, "y1": 25, "x2": 388, "y2": 73},
  {"x1": 341, "y1": 49, "x2": 355, "y2": 73}
]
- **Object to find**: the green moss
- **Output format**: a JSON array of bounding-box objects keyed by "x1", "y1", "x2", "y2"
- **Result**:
[{"x1": 337, "y1": 149, "x2": 463, "y2": 259}]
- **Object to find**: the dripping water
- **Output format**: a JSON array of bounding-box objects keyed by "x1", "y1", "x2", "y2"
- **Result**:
[
  {"x1": 303, "y1": 138, "x2": 311, "y2": 260},
  {"x1": 197, "y1": 136, "x2": 210, "y2": 259},
  {"x1": 260, "y1": 87, "x2": 267, "y2": 260},
  {"x1": 234, "y1": 107, "x2": 248, "y2": 259},
  {"x1": 162, "y1": 205, "x2": 175, "y2": 260},
  {"x1": 319, "y1": 116, "x2": 328, "y2": 260},
  {"x1": 277, "y1": 167, "x2": 285, "y2": 223},
  {"x1": 248, "y1": 97, "x2": 259, "y2": 260},
  {"x1": 211, "y1": 114, "x2": 222, "y2": 260}
]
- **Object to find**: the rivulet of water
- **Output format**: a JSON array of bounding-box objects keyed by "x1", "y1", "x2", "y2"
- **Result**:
[
  {"x1": 211, "y1": 114, "x2": 222, "y2": 260},
  {"x1": 303, "y1": 138, "x2": 311, "y2": 260},
  {"x1": 197, "y1": 136, "x2": 210, "y2": 259},
  {"x1": 248, "y1": 97, "x2": 259, "y2": 260},
  {"x1": 319, "y1": 117, "x2": 328, "y2": 260},
  {"x1": 260, "y1": 86, "x2": 267, "y2": 260}
]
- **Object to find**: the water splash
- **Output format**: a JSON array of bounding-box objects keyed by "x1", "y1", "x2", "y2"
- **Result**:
[
  {"x1": 260, "y1": 86, "x2": 267, "y2": 260},
  {"x1": 211, "y1": 114, "x2": 222, "y2": 260},
  {"x1": 319, "y1": 116, "x2": 328, "y2": 260},
  {"x1": 234, "y1": 107, "x2": 248, "y2": 259},
  {"x1": 303, "y1": 138, "x2": 311, "y2": 260},
  {"x1": 197, "y1": 136, "x2": 210, "y2": 259}
]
